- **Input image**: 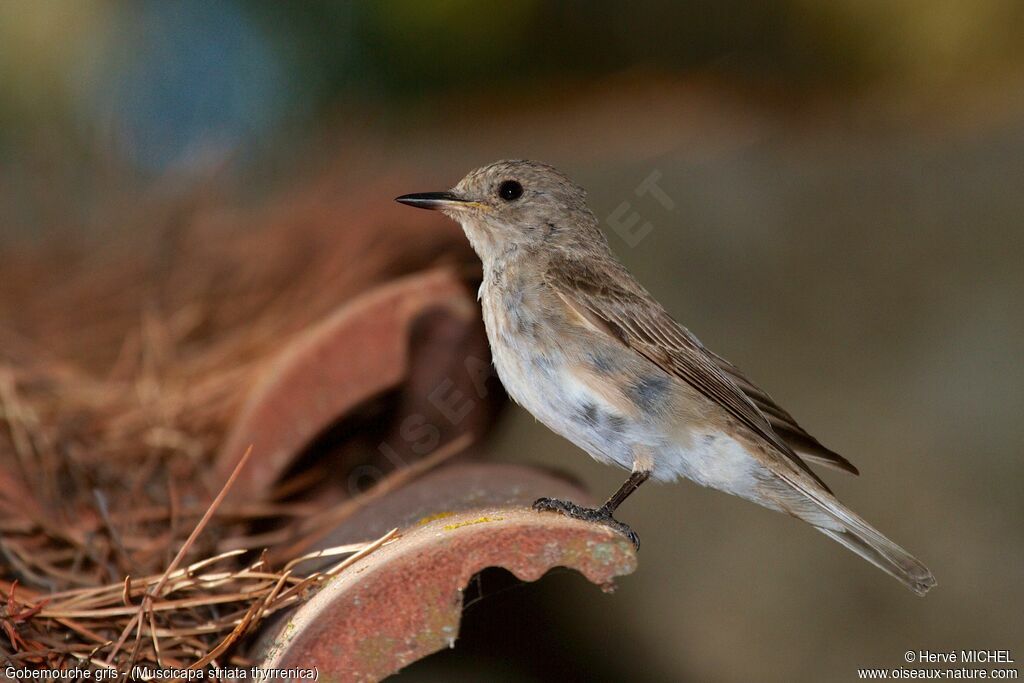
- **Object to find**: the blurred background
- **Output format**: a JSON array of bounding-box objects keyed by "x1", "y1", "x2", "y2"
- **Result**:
[{"x1": 2, "y1": 1, "x2": 1022, "y2": 681}]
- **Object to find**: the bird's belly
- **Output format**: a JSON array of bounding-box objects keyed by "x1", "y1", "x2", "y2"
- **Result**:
[
  {"x1": 492, "y1": 340, "x2": 764, "y2": 497},
  {"x1": 491, "y1": 341, "x2": 667, "y2": 473},
  {"x1": 659, "y1": 431, "x2": 764, "y2": 498},
  {"x1": 487, "y1": 342, "x2": 638, "y2": 471}
]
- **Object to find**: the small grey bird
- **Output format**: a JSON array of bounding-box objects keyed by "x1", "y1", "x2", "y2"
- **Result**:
[{"x1": 397, "y1": 160, "x2": 936, "y2": 595}]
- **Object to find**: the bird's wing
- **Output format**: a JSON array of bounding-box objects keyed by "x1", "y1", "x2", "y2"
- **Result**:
[
  {"x1": 706, "y1": 350, "x2": 858, "y2": 474},
  {"x1": 546, "y1": 256, "x2": 849, "y2": 486}
]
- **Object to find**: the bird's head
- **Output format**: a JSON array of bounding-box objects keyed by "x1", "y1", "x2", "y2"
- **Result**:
[{"x1": 397, "y1": 159, "x2": 605, "y2": 264}]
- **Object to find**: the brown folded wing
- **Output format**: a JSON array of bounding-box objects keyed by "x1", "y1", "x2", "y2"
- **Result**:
[{"x1": 546, "y1": 255, "x2": 857, "y2": 487}]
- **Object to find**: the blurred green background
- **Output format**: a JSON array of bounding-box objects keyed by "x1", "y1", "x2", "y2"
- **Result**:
[{"x1": 2, "y1": 2, "x2": 1023, "y2": 681}]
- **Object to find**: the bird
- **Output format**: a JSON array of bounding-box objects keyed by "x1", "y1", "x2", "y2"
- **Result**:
[{"x1": 396, "y1": 159, "x2": 936, "y2": 596}]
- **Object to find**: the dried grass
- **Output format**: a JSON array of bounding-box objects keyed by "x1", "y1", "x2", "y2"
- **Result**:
[{"x1": 0, "y1": 177, "x2": 477, "y2": 676}]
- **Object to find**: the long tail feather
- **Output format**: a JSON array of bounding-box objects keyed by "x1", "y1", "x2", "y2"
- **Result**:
[
  {"x1": 818, "y1": 525, "x2": 936, "y2": 596},
  {"x1": 769, "y1": 468, "x2": 937, "y2": 595}
]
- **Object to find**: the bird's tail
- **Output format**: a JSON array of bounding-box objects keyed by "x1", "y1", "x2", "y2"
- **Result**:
[
  {"x1": 772, "y1": 474, "x2": 936, "y2": 595},
  {"x1": 817, "y1": 523, "x2": 936, "y2": 596}
]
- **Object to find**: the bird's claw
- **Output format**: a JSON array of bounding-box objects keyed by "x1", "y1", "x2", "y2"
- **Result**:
[
  {"x1": 531, "y1": 497, "x2": 640, "y2": 550},
  {"x1": 532, "y1": 496, "x2": 594, "y2": 518}
]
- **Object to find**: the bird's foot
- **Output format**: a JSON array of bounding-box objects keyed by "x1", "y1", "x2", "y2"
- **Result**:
[{"x1": 531, "y1": 497, "x2": 640, "y2": 550}]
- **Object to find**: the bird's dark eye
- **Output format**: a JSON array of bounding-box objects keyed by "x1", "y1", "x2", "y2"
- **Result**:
[{"x1": 498, "y1": 180, "x2": 523, "y2": 201}]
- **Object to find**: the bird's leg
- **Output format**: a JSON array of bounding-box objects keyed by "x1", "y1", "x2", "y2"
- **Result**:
[
  {"x1": 533, "y1": 469, "x2": 651, "y2": 550},
  {"x1": 600, "y1": 469, "x2": 650, "y2": 513}
]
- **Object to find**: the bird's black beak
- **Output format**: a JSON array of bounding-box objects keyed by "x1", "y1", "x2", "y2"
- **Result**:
[{"x1": 395, "y1": 191, "x2": 468, "y2": 211}]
